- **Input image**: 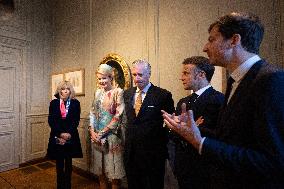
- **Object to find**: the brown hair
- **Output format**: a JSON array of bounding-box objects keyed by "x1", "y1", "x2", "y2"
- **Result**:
[{"x1": 208, "y1": 12, "x2": 264, "y2": 54}]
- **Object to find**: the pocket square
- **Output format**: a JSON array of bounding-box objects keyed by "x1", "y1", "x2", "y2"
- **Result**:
[{"x1": 148, "y1": 105, "x2": 155, "y2": 108}]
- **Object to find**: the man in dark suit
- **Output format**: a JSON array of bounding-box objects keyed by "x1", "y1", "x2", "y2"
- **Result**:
[
  {"x1": 123, "y1": 59, "x2": 174, "y2": 189},
  {"x1": 162, "y1": 12, "x2": 284, "y2": 189},
  {"x1": 172, "y1": 56, "x2": 224, "y2": 189}
]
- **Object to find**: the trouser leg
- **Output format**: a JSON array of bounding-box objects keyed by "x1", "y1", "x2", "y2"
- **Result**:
[
  {"x1": 56, "y1": 158, "x2": 65, "y2": 189},
  {"x1": 64, "y1": 158, "x2": 72, "y2": 189}
]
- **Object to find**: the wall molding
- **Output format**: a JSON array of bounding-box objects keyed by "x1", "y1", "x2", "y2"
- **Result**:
[{"x1": 0, "y1": 35, "x2": 29, "y2": 47}]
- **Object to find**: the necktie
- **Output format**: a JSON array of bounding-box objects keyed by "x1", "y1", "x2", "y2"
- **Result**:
[
  {"x1": 187, "y1": 93, "x2": 198, "y2": 110},
  {"x1": 224, "y1": 77, "x2": 235, "y2": 104},
  {"x1": 189, "y1": 93, "x2": 199, "y2": 103},
  {"x1": 134, "y1": 91, "x2": 143, "y2": 116}
]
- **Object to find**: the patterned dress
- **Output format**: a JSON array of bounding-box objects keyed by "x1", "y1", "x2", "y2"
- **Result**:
[{"x1": 89, "y1": 87, "x2": 125, "y2": 179}]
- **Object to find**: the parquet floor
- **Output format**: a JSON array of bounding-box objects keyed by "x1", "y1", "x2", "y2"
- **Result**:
[{"x1": 0, "y1": 161, "x2": 99, "y2": 189}]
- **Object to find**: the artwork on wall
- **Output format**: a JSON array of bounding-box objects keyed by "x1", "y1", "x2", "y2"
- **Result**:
[
  {"x1": 64, "y1": 69, "x2": 85, "y2": 96},
  {"x1": 51, "y1": 73, "x2": 64, "y2": 98},
  {"x1": 51, "y1": 69, "x2": 85, "y2": 99}
]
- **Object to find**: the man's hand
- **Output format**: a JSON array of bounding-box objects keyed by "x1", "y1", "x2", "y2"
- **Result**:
[
  {"x1": 161, "y1": 103, "x2": 203, "y2": 150},
  {"x1": 196, "y1": 116, "x2": 204, "y2": 126}
]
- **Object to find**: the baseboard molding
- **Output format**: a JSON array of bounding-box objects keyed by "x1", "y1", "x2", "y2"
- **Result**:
[{"x1": 19, "y1": 157, "x2": 50, "y2": 167}]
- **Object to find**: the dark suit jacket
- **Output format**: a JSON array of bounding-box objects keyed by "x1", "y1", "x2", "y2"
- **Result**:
[
  {"x1": 47, "y1": 98, "x2": 83, "y2": 159},
  {"x1": 202, "y1": 60, "x2": 284, "y2": 189},
  {"x1": 176, "y1": 86, "x2": 225, "y2": 137},
  {"x1": 123, "y1": 84, "x2": 174, "y2": 174},
  {"x1": 173, "y1": 87, "x2": 224, "y2": 189}
]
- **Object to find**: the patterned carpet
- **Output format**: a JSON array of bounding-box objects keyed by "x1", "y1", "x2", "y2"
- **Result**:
[{"x1": 0, "y1": 161, "x2": 99, "y2": 189}]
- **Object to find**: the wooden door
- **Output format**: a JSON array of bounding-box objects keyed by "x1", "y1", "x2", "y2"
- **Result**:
[{"x1": 0, "y1": 44, "x2": 21, "y2": 172}]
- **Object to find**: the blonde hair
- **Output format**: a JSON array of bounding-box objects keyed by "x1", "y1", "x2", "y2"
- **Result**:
[
  {"x1": 54, "y1": 81, "x2": 76, "y2": 99},
  {"x1": 96, "y1": 64, "x2": 114, "y2": 79}
]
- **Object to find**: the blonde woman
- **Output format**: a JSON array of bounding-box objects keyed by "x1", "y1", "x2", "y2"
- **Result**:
[
  {"x1": 47, "y1": 81, "x2": 82, "y2": 189},
  {"x1": 89, "y1": 64, "x2": 125, "y2": 189}
]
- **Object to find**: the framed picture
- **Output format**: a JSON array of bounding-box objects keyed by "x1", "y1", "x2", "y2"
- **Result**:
[
  {"x1": 64, "y1": 69, "x2": 85, "y2": 96},
  {"x1": 51, "y1": 73, "x2": 64, "y2": 98}
]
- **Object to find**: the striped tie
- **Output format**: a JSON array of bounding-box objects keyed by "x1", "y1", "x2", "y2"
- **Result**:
[{"x1": 135, "y1": 91, "x2": 143, "y2": 116}]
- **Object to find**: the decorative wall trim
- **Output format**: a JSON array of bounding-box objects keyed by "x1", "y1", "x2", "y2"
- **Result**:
[
  {"x1": 0, "y1": 35, "x2": 29, "y2": 47},
  {"x1": 25, "y1": 116, "x2": 49, "y2": 162},
  {"x1": 26, "y1": 113, "x2": 49, "y2": 118},
  {"x1": 154, "y1": 0, "x2": 160, "y2": 85}
]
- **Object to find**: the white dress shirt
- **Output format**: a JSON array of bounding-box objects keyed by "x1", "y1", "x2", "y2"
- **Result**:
[
  {"x1": 228, "y1": 55, "x2": 261, "y2": 103},
  {"x1": 195, "y1": 84, "x2": 211, "y2": 97}
]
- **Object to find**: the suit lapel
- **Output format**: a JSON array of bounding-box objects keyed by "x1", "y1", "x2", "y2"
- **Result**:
[
  {"x1": 195, "y1": 87, "x2": 213, "y2": 103},
  {"x1": 189, "y1": 87, "x2": 213, "y2": 111},
  {"x1": 125, "y1": 87, "x2": 137, "y2": 116},
  {"x1": 221, "y1": 60, "x2": 263, "y2": 117},
  {"x1": 55, "y1": 99, "x2": 61, "y2": 116}
]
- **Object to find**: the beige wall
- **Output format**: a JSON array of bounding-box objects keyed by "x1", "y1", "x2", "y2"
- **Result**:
[
  {"x1": 49, "y1": 0, "x2": 284, "y2": 171},
  {"x1": 51, "y1": 0, "x2": 284, "y2": 104}
]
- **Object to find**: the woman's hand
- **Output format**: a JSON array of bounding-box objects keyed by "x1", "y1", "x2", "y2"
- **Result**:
[
  {"x1": 60, "y1": 133, "x2": 71, "y2": 140},
  {"x1": 90, "y1": 130, "x2": 101, "y2": 143},
  {"x1": 57, "y1": 137, "x2": 67, "y2": 145}
]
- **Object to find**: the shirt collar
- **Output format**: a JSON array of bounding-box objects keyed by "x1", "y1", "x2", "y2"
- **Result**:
[
  {"x1": 195, "y1": 84, "x2": 211, "y2": 96},
  {"x1": 136, "y1": 82, "x2": 151, "y2": 93},
  {"x1": 231, "y1": 55, "x2": 261, "y2": 83}
]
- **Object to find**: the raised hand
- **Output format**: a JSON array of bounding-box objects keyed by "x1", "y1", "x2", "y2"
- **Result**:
[
  {"x1": 196, "y1": 116, "x2": 204, "y2": 126},
  {"x1": 162, "y1": 103, "x2": 203, "y2": 150},
  {"x1": 178, "y1": 103, "x2": 189, "y2": 123}
]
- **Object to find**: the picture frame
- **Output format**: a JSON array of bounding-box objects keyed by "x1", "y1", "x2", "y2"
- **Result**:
[
  {"x1": 64, "y1": 69, "x2": 85, "y2": 96},
  {"x1": 51, "y1": 73, "x2": 64, "y2": 99}
]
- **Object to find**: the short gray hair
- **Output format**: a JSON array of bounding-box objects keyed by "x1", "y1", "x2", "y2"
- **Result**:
[{"x1": 132, "y1": 59, "x2": 151, "y2": 75}]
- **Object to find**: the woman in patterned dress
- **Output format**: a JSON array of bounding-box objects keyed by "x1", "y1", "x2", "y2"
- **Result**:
[{"x1": 89, "y1": 64, "x2": 125, "y2": 189}]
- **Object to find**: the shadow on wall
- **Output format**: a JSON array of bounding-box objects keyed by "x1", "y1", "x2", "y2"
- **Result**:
[{"x1": 0, "y1": 0, "x2": 15, "y2": 21}]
